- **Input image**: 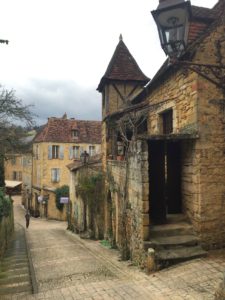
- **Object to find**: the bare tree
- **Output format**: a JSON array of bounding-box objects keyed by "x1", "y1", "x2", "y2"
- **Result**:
[{"x1": 0, "y1": 86, "x2": 35, "y2": 187}]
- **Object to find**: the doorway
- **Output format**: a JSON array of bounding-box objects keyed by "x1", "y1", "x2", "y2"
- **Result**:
[{"x1": 148, "y1": 140, "x2": 182, "y2": 224}]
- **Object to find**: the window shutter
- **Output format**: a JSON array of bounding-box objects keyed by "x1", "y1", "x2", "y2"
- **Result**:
[
  {"x1": 59, "y1": 146, "x2": 64, "y2": 160},
  {"x1": 48, "y1": 146, "x2": 52, "y2": 160},
  {"x1": 57, "y1": 169, "x2": 60, "y2": 182},
  {"x1": 69, "y1": 146, "x2": 73, "y2": 159},
  {"x1": 51, "y1": 169, "x2": 55, "y2": 181}
]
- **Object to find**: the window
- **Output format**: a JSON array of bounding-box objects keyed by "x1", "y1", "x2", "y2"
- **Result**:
[
  {"x1": 11, "y1": 157, "x2": 16, "y2": 165},
  {"x1": 161, "y1": 109, "x2": 173, "y2": 134},
  {"x1": 48, "y1": 145, "x2": 64, "y2": 159},
  {"x1": 52, "y1": 145, "x2": 59, "y2": 158},
  {"x1": 13, "y1": 171, "x2": 17, "y2": 180},
  {"x1": 18, "y1": 171, "x2": 22, "y2": 181},
  {"x1": 12, "y1": 171, "x2": 22, "y2": 181},
  {"x1": 89, "y1": 145, "x2": 95, "y2": 156},
  {"x1": 69, "y1": 146, "x2": 79, "y2": 159},
  {"x1": 35, "y1": 145, "x2": 40, "y2": 160},
  {"x1": 72, "y1": 130, "x2": 79, "y2": 138},
  {"x1": 51, "y1": 168, "x2": 60, "y2": 182}
]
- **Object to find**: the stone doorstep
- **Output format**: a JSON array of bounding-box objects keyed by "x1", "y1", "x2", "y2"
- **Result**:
[
  {"x1": 156, "y1": 245, "x2": 207, "y2": 262},
  {"x1": 150, "y1": 222, "x2": 194, "y2": 237},
  {"x1": 144, "y1": 235, "x2": 200, "y2": 250}
]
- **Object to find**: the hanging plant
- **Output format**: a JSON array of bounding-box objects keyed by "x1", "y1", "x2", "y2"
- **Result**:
[{"x1": 55, "y1": 185, "x2": 69, "y2": 211}]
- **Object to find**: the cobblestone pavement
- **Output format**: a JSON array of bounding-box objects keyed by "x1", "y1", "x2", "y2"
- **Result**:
[{"x1": 1, "y1": 196, "x2": 224, "y2": 300}]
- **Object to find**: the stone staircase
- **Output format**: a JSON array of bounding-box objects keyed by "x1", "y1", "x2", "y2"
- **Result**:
[
  {"x1": 0, "y1": 224, "x2": 32, "y2": 297},
  {"x1": 144, "y1": 214, "x2": 207, "y2": 269}
]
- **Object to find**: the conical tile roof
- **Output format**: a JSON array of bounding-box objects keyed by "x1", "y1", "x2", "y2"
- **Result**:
[{"x1": 97, "y1": 38, "x2": 149, "y2": 92}]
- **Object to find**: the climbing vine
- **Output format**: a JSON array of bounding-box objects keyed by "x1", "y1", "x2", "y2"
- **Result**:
[
  {"x1": 0, "y1": 188, "x2": 12, "y2": 220},
  {"x1": 77, "y1": 172, "x2": 104, "y2": 210},
  {"x1": 55, "y1": 185, "x2": 69, "y2": 211},
  {"x1": 76, "y1": 170, "x2": 105, "y2": 234}
]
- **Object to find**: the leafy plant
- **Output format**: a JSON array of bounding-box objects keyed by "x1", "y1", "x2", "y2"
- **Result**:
[
  {"x1": 0, "y1": 188, "x2": 12, "y2": 219},
  {"x1": 55, "y1": 185, "x2": 69, "y2": 211}
]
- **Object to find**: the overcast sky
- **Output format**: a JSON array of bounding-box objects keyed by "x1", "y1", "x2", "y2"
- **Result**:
[{"x1": 0, "y1": 0, "x2": 217, "y2": 125}]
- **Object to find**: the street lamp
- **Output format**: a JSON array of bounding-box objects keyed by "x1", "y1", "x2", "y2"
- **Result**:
[
  {"x1": 152, "y1": 0, "x2": 191, "y2": 58},
  {"x1": 151, "y1": 0, "x2": 225, "y2": 92},
  {"x1": 80, "y1": 150, "x2": 89, "y2": 164}
]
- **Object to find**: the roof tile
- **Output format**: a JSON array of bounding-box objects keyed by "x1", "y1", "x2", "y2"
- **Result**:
[
  {"x1": 97, "y1": 39, "x2": 149, "y2": 92},
  {"x1": 34, "y1": 117, "x2": 101, "y2": 144}
]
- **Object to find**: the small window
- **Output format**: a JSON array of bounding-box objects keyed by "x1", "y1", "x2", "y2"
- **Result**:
[
  {"x1": 73, "y1": 146, "x2": 79, "y2": 158},
  {"x1": 52, "y1": 145, "x2": 59, "y2": 159},
  {"x1": 89, "y1": 146, "x2": 95, "y2": 156},
  {"x1": 161, "y1": 109, "x2": 173, "y2": 134},
  {"x1": 11, "y1": 157, "x2": 16, "y2": 165},
  {"x1": 35, "y1": 145, "x2": 39, "y2": 160},
  {"x1": 51, "y1": 168, "x2": 60, "y2": 182},
  {"x1": 72, "y1": 130, "x2": 79, "y2": 138},
  {"x1": 13, "y1": 171, "x2": 17, "y2": 180},
  {"x1": 48, "y1": 145, "x2": 64, "y2": 159},
  {"x1": 18, "y1": 171, "x2": 22, "y2": 181}
]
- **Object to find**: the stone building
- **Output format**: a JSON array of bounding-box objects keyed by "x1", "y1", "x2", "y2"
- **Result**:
[
  {"x1": 4, "y1": 131, "x2": 35, "y2": 199},
  {"x1": 97, "y1": 0, "x2": 225, "y2": 267},
  {"x1": 31, "y1": 114, "x2": 101, "y2": 220}
]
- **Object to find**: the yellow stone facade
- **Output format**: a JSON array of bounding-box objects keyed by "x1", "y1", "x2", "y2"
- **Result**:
[{"x1": 31, "y1": 141, "x2": 101, "y2": 220}]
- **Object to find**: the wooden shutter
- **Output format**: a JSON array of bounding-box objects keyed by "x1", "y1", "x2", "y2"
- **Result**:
[
  {"x1": 59, "y1": 146, "x2": 64, "y2": 160},
  {"x1": 48, "y1": 146, "x2": 52, "y2": 159},
  {"x1": 69, "y1": 146, "x2": 73, "y2": 159},
  {"x1": 56, "y1": 169, "x2": 60, "y2": 182}
]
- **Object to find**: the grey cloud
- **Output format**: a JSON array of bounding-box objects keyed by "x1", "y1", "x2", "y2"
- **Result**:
[{"x1": 15, "y1": 79, "x2": 102, "y2": 125}]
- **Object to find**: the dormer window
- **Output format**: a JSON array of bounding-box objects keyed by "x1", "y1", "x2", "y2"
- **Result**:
[{"x1": 72, "y1": 129, "x2": 79, "y2": 138}]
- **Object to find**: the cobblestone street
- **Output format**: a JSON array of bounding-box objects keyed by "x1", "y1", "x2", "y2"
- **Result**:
[{"x1": 1, "y1": 196, "x2": 225, "y2": 300}]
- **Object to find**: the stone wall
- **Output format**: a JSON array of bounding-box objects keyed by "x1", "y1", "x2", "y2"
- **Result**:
[
  {"x1": 0, "y1": 206, "x2": 14, "y2": 259},
  {"x1": 69, "y1": 164, "x2": 104, "y2": 239},
  {"x1": 106, "y1": 140, "x2": 149, "y2": 265}
]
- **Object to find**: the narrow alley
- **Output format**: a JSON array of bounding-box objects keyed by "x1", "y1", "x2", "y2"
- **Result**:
[{"x1": 0, "y1": 196, "x2": 224, "y2": 300}]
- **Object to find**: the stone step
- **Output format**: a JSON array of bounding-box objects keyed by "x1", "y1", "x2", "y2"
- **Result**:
[
  {"x1": 1, "y1": 257, "x2": 28, "y2": 264},
  {"x1": 0, "y1": 274, "x2": 30, "y2": 285},
  {"x1": 0, "y1": 266, "x2": 29, "y2": 275},
  {"x1": 0, "y1": 282, "x2": 32, "y2": 295},
  {"x1": 167, "y1": 214, "x2": 188, "y2": 223},
  {"x1": 150, "y1": 222, "x2": 193, "y2": 238},
  {"x1": 156, "y1": 245, "x2": 207, "y2": 265},
  {"x1": 144, "y1": 235, "x2": 199, "y2": 250},
  {"x1": 0, "y1": 261, "x2": 28, "y2": 271}
]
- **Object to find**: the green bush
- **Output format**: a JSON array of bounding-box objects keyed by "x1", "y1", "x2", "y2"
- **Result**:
[
  {"x1": 0, "y1": 189, "x2": 12, "y2": 219},
  {"x1": 77, "y1": 173, "x2": 104, "y2": 209},
  {"x1": 55, "y1": 185, "x2": 69, "y2": 211}
]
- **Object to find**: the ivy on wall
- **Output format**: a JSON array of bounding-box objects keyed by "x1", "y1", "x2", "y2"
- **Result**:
[
  {"x1": 0, "y1": 189, "x2": 12, "y2": 220},
  {"x1": 55, "y1": 185, "x2": 69, "y2": 211},
  {"x1": 77, "y1": 172, "x2": 104, "y2": 210},
  {"x1": 76, "y1": 170, "x2": 105, "y2": 235}
]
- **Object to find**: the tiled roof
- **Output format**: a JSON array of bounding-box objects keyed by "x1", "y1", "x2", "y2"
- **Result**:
[
  {"x1": 191, "y1": 5, "x2": 216, "y2": 20},
  {"x1": 67, "y1": 154, "x2": 102, "y2": 171},
  {"x1": 34, "y1": 117, "x2": 101, "y2": 144},
  {"x1": 97, "y1": 39, "x2": 150, "y2": 92}
]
